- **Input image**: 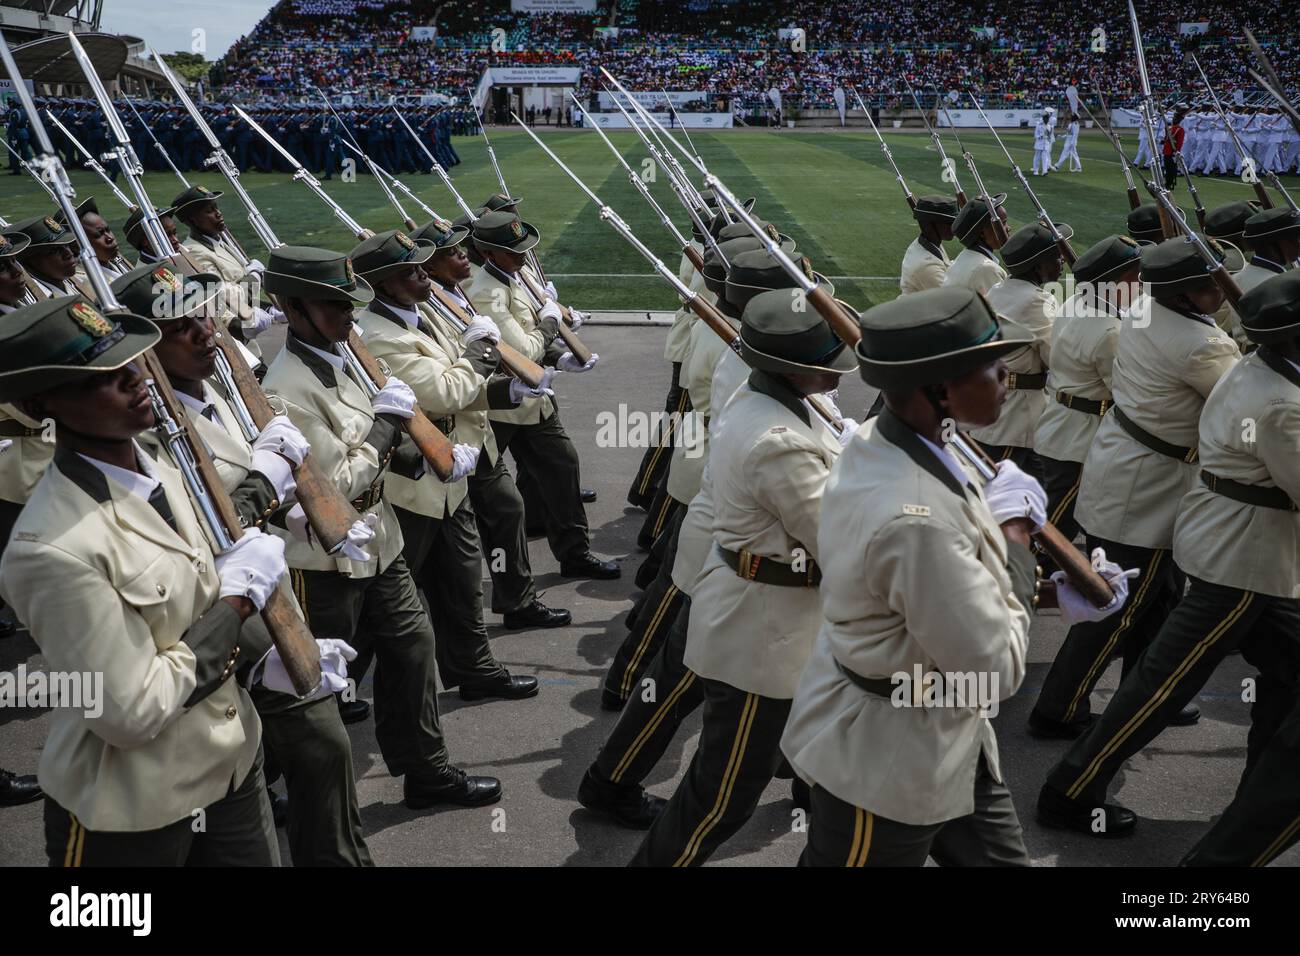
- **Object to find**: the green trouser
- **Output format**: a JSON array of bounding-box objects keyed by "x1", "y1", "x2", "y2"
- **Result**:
[
  {"x1": 628, "y1": 362, "x2": 689, "y2": 508},
  {"x1": 394, "y1": 500, "x2": 505, "y2": 688},
  {"x1": 798, "y1": 755, "x2": 1029, "y2": 867},
  {"x1": 495, "y1": 409, "x2": 590, "y2": 563},
  {"x1": 44, "y1": 749, "x2": 279, "y2": 867},
  {"x1": 468, "y1": 453, "x2": 536, "y2": 614},
  {"x1": 606, "y1": 511, "x2": 687, "y2": 703},
  {"x1": 290, "y1": 556, "x2": 450, "y2": 784},
  {"x1": 257, "y1": 690, "x2": 373, "y2": 867}
]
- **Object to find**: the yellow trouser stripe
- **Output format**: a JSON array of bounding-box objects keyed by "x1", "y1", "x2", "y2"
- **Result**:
[
  {"x1": 650, "y1": 492, "x2": 675, "y2": 539},
  {"x1": 618, "y1": 585, "x2": 679, "y2": 698},
  {"x1": 63, "y1": 815, "x2": 79, "y2": 868},
  {"x1": 1048, "y1": 474, "x2": 1081, "y2": 526},
  {"x1": 673, "y1": 692, "x2": 758, "y2": 867},
  {"x1": 1062, "y1": 550, "x2": 1164, "y2": 722},
  {"x1": 636, "y1": 391, "x2": 688, "y2": 496},
  {"x1": 846, "y1": 808, "x2": 874, "y2": 867},
  {"x1": 74, "y1": 819, "x2": 86, "y2": 867},
  {"x1": 1067, "y1": 591, "x2": 1255, "y2": 800},
  {"x1": 1252, "y1": 813, "x2": 1300, "y2": 868},
  {"x1": 611, "y1": 668, "x2": 698, "y2": 782}
]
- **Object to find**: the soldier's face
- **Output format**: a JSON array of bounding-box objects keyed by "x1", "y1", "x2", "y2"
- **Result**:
[
  {"x1": 159, "y1": 216, "x2": 181, "y2": 252},
  {"x1": 428, "y1": 247, "x2": 471, "y2": 284},
  {"x1": 0, "y1": 258, "x2": 26, "y2": 304},
  {"x1": 33, "y1": 362, "x2": 155, "y2": 439},
  {"x1": 81, "y1": 213, "x2": 119, "y2": 262},
  {"x1": 1184, "y1": 284, "x2": 1226, "y2": 316},
  {"x1": 27, "y1": 246, "x2": 77, "y2": 281},
  {"x1": 296, "y1": 298, "x2": 356, "y2": 344},
  {"x1": 154, "y1": 313, "x2": 218, "y2": 383},
  {"x1": 189, "y1": 202, "x2": 225, "y2": 236},
  {"x1": 379, "y1": 265, "x2": 431, "y2": 305},
  {"x1": 944, "y1": 359, "x2": 1008, "y2": 428}
]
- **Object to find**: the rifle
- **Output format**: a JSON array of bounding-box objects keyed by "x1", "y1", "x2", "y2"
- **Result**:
[
  {"x1": 904, "y1": 77, "x2": 967, "y2": 206},
  {"x1": 315, "y1": 89, "x2": 417, "y2": 231},
  {"x1": 234, "y1": 105, "x2": 458, "y2": 479},
  {"x1": 933, "y1": 88, "x2": 1011, "y2": 245},
  {"x1": 1245, "y1": 29, "x2": 1300, "y2": 140},
  {"x1": 661, "y1": 88, "x2": 707, "y2": 177},
  {"x1": 706, "y1": 173, "x2": 1115, "y2": 608},
  {"x1": 1, "y1": 32, "x2": 322, "y2": 695},
  {"x1": 967, "y1": 91, "x2": 1077, "y2": 265},
  {"x1": 850, "y1": 87, "x2": 916, "y2": 210},
  {"x1": 1086, "y1": 78, "x2": 1142, "y2": 210},
  {"x1": 123, "y1": 94, "x2": 191, "y2": 189},
  {"x1": 472, "y1": 102, "x2": 550, "y2": 284},
  {"x1": 1085, "y1": 101, "x2": 1191, "y2": 235},
  {"x1": 42, "y1": 108, "x2": 134, "y2": 209},
  {"x1": 1174, "y1": 150, "x2": 1208, "y2": 230},
  {"x1": 1143, "y1": 177, "x2": 1245, "y2": 316},
  {"x1": 2, "y1": 137, "x2": 57, "y2": 200},
  {"x1": 390, "y1": 106, "x2": 477, "y2": 220},
  {"x1": 1191, "y1": 55, "x2": 1273, "y2": 209},
  {"x1": 1126, "y1": 0, "x2": 1177, "y2": 238}
]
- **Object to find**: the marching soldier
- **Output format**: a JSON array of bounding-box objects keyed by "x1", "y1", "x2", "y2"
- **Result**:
[
  {"x1": 781, "y1": 286, "x2": 1130, "y2": 866},
  {"x1": 121, "y1": 205, "x2": 183, "y2": 265},
  {"x1": 464, "y1": 211, "x2": 618, "y2": 581},
  {"x1": 260, "y1": 245, "x2": 502, "y2": 809},
  {"x1": 0, "y1": 295, "x2": 284, "y2": 865},
  {"x1": 900, "y1": 196, "x2": 957, "y2": 294},
  {"x1": 1030, "y1": 241, "x2": 1240, "y2": 747},
  {"x1": 1042, "y1": 271, "x2": 1300, "y2": 854},
  {"x1": 1033, "y1": 236, "x2": 1141, "y2": 551},
  {"x1": 413, "y1": 218, "x2": 572, "y2": 630},
  {"x1": 12, "y1": 215, "x2": 79, "y2": 298},
  {"x1": 173, "y1": 185, "x2": 279, "y2": 356},
  {"x1": 113, "y1": 263, "x2": 373, "y2": 865},
  {"x1": 968, "y1": 222, "x2": 1069, "y2": 478},
  {"x1": 1237, "y1": 208, "x2": 1299, "y2": 298},
  {"x1": 942, "y1": 195, "x2": 1009, "y2": 296},
  {"x1": 1126, "y1": 205, "x2": 1169, "y2": 246},
  {"x1": 350, "y1": 227, "x2": 543, "y2": 698},
  {"x1": 1204, "y1": 201, "x2": 1261, "y2": 348},
  {"x1": 630, "y1": 287, "x2": 854, "y2": 866},
  {"x1": 56, "y1": 197, "x2": 131, "y2": 281}
]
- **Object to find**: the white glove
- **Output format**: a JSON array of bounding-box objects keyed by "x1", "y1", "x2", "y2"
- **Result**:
[
  {"x1": 509, "y1": 367, "x2": 557, "y2": 402},
  {"x1": 241, "y1": 307, "x2": 274, "y2": 339},
  {"x1": 253, "y1": 415, "x2": 310, "y2": 467},
  {"x1": 0, "y1": 439, "x2": 11, "y2": 454},
  {"x1": 462, "y1": 315, "x2": 501, "y2": 345},
  {"x1": 215, "y1": 528, "x2": 287, "y2": 611},
  {"x1": 983, "y1": 459, "x2": 1048, "y2": 530},
  {"x1": 447, "y1": 442, "x2": 480, "y2": 482},
  {"x1": 244, "y1": 257, "x2": 266, "y2": 277},
  {"x1": 558, "y1": 351, "x2": 599, "y2": 373},
  {"x1": 267, "y1": 305, "x2": 288, "y2": 324},
  {"x1": 258, "y1": 638, "x2": 356, "y2": 699},
  {"x1": 544, "y1": 280, "x2": 558, "y2": 299},
  {"x1": 538, "y1": 300, "x2": 563, "y2": 324},
  {"x1": 1052, "y1": 548, "x2": 1141, "y2": 626},
  {"x1": 836, "y1": 417, "x2": 859, "y2": 447},
  {"x1": 566, "y1": 308, "x2": 586, "y2": 331},
  {"x1": 286, "y1": 507, "x2": 377, "y2": 562},
  {"x1": 371, "y1": 377, "x2": 417, "y2": 419}
]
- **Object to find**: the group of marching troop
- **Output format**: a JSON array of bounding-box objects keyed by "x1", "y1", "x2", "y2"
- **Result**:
[
  {"x1": 593, "y1": 176, "x2": 1300, "y2": 866},
  {"x1": 0, "y1": 178, "x2": 625, "y2": 865},
  {"x1": 1128, "y1": 106, "x2": 1300, "y2": 176}
]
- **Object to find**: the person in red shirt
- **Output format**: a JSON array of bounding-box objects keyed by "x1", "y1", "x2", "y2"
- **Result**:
[{"x1": 1163, "y1": 107, "x2": 1188, "y2": 189}]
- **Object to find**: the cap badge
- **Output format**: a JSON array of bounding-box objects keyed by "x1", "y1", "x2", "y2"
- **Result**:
[
  {"x1": 510, "y1": 220, "x2": 525, "y2": 240},
  {"x1": 43, "y1": 217, "x2": 61, "y2": 233},
  {"x1": 395, "y1": 232, "x2": 415, "y2": 251},
  {"x1": 800, "y1": 256, "x2": 815, "y2": 282},
  {"x1": 344, "y1": 259, "x2": 356, "y2": 286},
  {"x1": 70, "y1": 301, "x2": 114, "y2": 338},
  {"x1": 152, "y1": 266, "x2": 181, "y2": 291}
]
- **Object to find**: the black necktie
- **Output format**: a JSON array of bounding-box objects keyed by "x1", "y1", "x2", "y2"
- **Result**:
[
  {"x1": 147, "y1": 484, "x2": 178, "y2": 533},
  {"x1": 201, "y1": 404, "x2": 219, "y2": 422}
]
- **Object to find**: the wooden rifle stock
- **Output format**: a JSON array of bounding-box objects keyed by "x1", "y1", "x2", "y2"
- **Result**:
[
  {"x1": 1056, "y1": 235, "x2": 1078, "y2": 267},
  {"x1": 954, "y1": 187, "x2": 969, "y2": 208},
  {"x1": 428, "y1": 285, "x2": 547, "y2": 389},
  {"x1": 683, "y1": 243, "x2": 706, "y2": 272},
  {"x1": 211, "y1": 330, "x2": 362, "y2": 553},
  {"x1": 1252, "y1": 180, "x2": 1275, "y2": 210},
  {"x1": 1126, "y1": 185, "x2": 1142, "y2": 211},
  {"x1": 139, "y1": 349, "x2": 322, "y2": 695},
  {"x1": 345, "y1": 330, "x2": 457, "y2": 481},
  {"x1": 518, "y1": 269, "x2": 593, "y2": 364}
]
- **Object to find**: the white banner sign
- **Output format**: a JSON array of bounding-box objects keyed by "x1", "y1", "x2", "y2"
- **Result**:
[
  {"x1": 409, "y1": 26, "x2": 437, "y2": 41},
  {"x1": 585, "y1": 112, "x2": 734, "y2": 130},
  {"x1": 938, "y1": 108, "x2": 1050, "y2": 128},
  {"x1": 597, "y1": 90, "x2": 708, "y2": 110},
  {"x1": 481, "y1": 67, "x2": 584, "y2": 86},
  {"x1": 0, "y1": 79, "x2": 36, "y2": 100},
  {"x1": 1178, "y1": 21, "x2": 1210, "y2": 35},
  {"x1": 511, "y1": 0, "x2": 598, "y2": 11}
]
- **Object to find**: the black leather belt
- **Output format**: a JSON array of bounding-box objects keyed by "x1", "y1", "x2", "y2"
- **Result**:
[
  {"x1": 1200, "y1": 470, "x2": 1297, "y2": 511},
  {"x1": 1055, "y1": 391, "x2": 1111, "y2": 417},
  {"x1": 1006, "y1": 371, "x2": 1048, "y2": 390},
  {"x1": 834, "y1": 660, "x2": 896, "y2": 697},
  {"x1": 0, "y1": 420, "x2": 42, "y2": 438},
  {"x1": 1113, "y1": 406, "x2": 1198, "y2": 463},
  {"x1": 717, "y1": 544, "x2": 821, "y2": 587},
  {"x1": 352, "y1": 481, "x2": 385, "y2": 511}
]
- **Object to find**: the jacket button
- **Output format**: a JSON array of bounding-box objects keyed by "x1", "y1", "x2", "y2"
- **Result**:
[
  {"x1": 225, "y1": 705, "x2": 238, "y2": 720},
  {"x1": 195, "y1": 560, "x2": 207, "y2": 574},
  {"x1": 156, "y1": 583, "x2": 167, "y2": 597}
]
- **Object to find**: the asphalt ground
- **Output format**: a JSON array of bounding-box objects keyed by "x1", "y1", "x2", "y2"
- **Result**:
[{"x1": 0, "y1": 322, "x2": 1294, "y2": 867}]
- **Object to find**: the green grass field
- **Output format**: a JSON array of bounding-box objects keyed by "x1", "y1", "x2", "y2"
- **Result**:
[{"x1": 3, "y1": 128, "x2": 1276, "y2": 310}]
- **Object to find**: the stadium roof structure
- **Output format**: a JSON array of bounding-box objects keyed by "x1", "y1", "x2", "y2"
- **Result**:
[{"x1": 8, "y1": 30, "x2": 125, "y2": 83}]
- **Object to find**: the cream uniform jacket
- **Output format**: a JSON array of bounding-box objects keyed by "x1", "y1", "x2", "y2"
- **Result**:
[
  {"x1": 684, "y1": 373, "x2": 843, "y2": 700},
  {"x1": 464, "y1": 263, "x2": 558, "y2": 426},
  {"x1": 1034, "y1": 292, "x2": 1121, "y2": 463},
  {"x1": 781, "y1": 411, "x2": 1036, "y2": 826},
  {"x1": 0, "y1": 446, "x2": 265, "y2": 831},
  {"x1": 1173, "y1": 348, "x2": 1300, "y2": 598},
  {"x1": 1074, "y1": 299, "x2": 1240, "y2": 549},
  {"x1": 970, "y1": 277, "x2": 1056, "y2": 448},
  {"x1": 263, "y1": 334, "x2": 425, "y2": 576},
  {"x1": 664, "y1": 243, "x2": 706, "y2": 363},
  {"x1": 899, "y1": 236, "x2": 951, "y2": 294},
  {"x1": 942, "y1": 247, "x2": 1008, "y2": 296},
  {"x1": 665, "y1": 317, "x2": 731, "y2": 505},
  {"x1": 184, "y1": 232, "x2": 262, "y2": 355},
  {"x1": 358, "y1": 298, "x2": 511, "y2": 520},
  {"x1": 0, "y1": 404, "x2": 52, "y2": 505}
]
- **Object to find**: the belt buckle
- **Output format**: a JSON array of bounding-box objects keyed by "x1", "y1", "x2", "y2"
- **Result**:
[
  {"x1": 737, "y1": 549, "x2": 761, "y2": 581},
  {"x1": 1097, "y1": 398, "x2": 1110, "y2": 417},
  {"x1": 1007, "y1": 373, "x2": 1018, "y2": 390}
]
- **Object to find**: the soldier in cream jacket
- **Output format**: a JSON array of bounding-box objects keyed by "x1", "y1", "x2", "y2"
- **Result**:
[
  {"x1": 0, "y1": 294, "x2": 286, "y2": 865},
  {"x1": 1237, "y1": 207, "x2": 1299, "y2": 302},
  {"x1": 782, "y1": 286, "x2": 1131, "y2": 866},
  {"x1": 350, "y1": 227, "x2": 541, "y2": 702},
  {"x1": 1033, "y1": 236, "x2": 1140, "y2": 544},
  {"x1": 969, "y1": 222, "x2": 1070, "y2": 475},
  {"x1": 942, "y1": 194, "x2": 1009, "y2": 296},
  {"x1": 1041, "y1": 272, "x2": 1300, "y2": 858},
  {"x1": 630, "y1": 288, "x2": 855, "y2": 867},
  {"x1": 1030, "y1": 240, "x2": 1241, "y2": 748},
  {"x1": 900, "y1": 195, "x2": 957, "y2": 294}
]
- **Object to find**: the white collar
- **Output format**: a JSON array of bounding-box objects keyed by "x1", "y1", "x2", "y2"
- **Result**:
[
  {"x1": 32, "y1": 274, "x2": 74, "y2": 296},
  {"x1": 1288, "y1": 357, "x2": 1300, "y2": 378},
  {"x1": 300, "y1": 338, "x2": 347, "y2": 371},
  {"x1": 174, "y1": 382, "x2": 218, "y2": 419},
  {"x1": 379, "y1": 298, "x2": 422, "y2": 329},
  {"x1": 441, "y1": 283, "x2": 470, "y2": 307},
  {"x1": 919, "y1": 434, "x2": 972, "y2": 488},
  {"x1": 78, "y1": 441, "x2": 161, "y2": 502}
]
